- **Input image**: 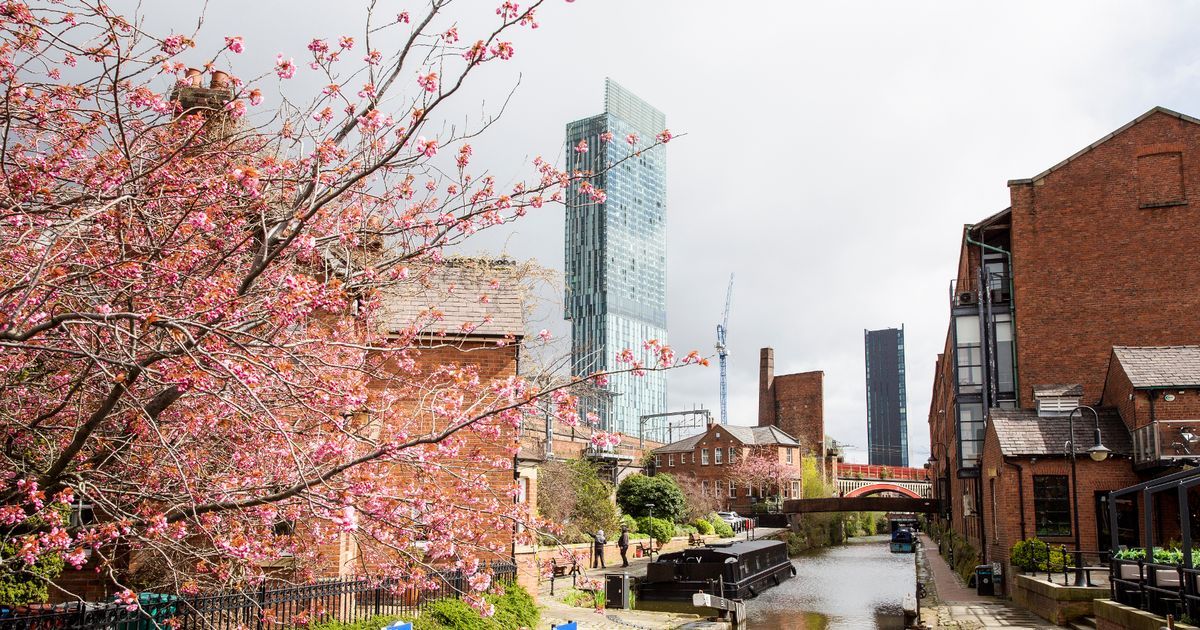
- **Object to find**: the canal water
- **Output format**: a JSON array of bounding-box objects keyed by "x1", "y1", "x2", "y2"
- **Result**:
[{"x1": 637, "y1": 535, "x2": 915, "y2": 629}]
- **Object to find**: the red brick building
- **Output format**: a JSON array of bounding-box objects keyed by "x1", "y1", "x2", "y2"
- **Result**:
[
  {"x1": 927, "y1": 107, "x2": 1200, "y2": 597},
  {"x1": 758, "y1": 347, "x2": 825, "y2": 459},
  {"x1": 652, "y1": 423, "x2": 804, "y2": 512}
]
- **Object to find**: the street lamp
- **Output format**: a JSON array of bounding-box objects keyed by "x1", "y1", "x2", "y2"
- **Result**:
[
  {"x1": 1067, "y1": 405, "x2": 1110, "y2": 586},
  {"x1": 645, "y1": 502, "x2": 656, "y2": 559},
  {"x1": 926, "y1": 442, "x2": 952, "y2": 524}
]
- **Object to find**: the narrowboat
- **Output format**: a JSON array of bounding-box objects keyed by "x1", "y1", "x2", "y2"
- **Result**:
[
  {"x1": 637, "y1": 540, "x2": 796, "y2": 601},
  {"x1": 890, "y1": 527, "x2": 916, "y2": 553}
]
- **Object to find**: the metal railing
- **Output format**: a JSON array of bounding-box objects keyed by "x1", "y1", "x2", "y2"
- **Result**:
[
  {"x1": 1111, "y1": 558, "x2": 1199, "y2": 621},
  {"x1": 1131, "y1": 420, "x2": 1200, "y2": 466},
  {"x1": 0, "y1": 562, "x2": 516, "y2": 630},
  {"x1": 949, "y1": 272, "x2": 1011, "y2": 309}
]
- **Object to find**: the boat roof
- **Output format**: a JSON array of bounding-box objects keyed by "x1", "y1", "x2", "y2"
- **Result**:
[{"x1": 659, "y1": 539, "x2": 784, "y2": 561}]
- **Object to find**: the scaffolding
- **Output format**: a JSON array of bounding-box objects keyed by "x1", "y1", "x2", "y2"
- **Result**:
[{"x1": 639, "y1": 408, "x2": 712, "y2": 448}]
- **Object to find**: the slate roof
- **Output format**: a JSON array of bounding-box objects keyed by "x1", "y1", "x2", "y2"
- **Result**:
[
  {"x1": 1111, "y1": 346, "x2": 1200, "y2": 388},
  {"x1": 653, "y1": 425, "x2": 800, "y2": 454},
  {"x1": 377, "y1": 258, "x2": 526, "y2": 338},
  {"x1": 1033, "y1": 384, "x2": 1084, "y2": 397},
  {"x1": 990, "y1": 408, "x2": 1132, "y2": 458}
]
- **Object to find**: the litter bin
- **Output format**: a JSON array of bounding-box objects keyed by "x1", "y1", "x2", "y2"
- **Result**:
[
  {"x1": 605, "y1": 573, "x2": 631, "y2": 609},
  {"x1": 974, "y1": 565, "x2": 995, "y2": 596}
]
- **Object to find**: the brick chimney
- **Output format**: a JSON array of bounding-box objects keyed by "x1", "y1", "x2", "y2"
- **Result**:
[
  {"x1": 170, "y1": 69, "x2": 235, "y2": 137},
  {"x1": 759, "y1": 347, "x2": 775, "y2": 426}
]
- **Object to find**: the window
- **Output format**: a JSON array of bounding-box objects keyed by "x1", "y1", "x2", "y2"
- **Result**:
[
  {"x1": 715, "y1": 448, "x2": 723, "y2": 465},
  {"x1": 786, "y1": 448, "x2": 794, "y2": 464},
  {"x1": 957, "y1": 402, "x2": 985, "y2": 466},
  {"x1": 702, "y1": 480, "x2": 709, "y2": 496},
  {"x1": 955, "y1": 315, "x2": 983, "y2": 394},
  {"x1": 728, "y1": 480, "x2": 737, "y2": 498},
  {"x1": 758, "y1": 484, "x2": 765, "y2": 498},
  {"x1": 782, "y1": 483, "x2": 789, "y2": 499},
  {"x1": 1034, "y1": 475, "x2": 1072, "y2": 537},
  {"x1": 682, "y1": 452, "x2": 689, "y2": 465},
  {"x1": 792, "y1": 481, "x2": 801, "y2": 498},
  {"x1": 728, "y1": 447, "x2": 737, "y2": 463},
  {"x1": 701, "y1": 448, "x2": 709, "y2": 465},
  {"x1": 668, "y1": 453, "x2": 674, "y2": 467},
  {"x1": 654, "y1": 454, "x2": 661, "y2": 468}
]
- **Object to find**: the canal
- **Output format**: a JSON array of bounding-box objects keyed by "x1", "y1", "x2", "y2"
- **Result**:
[
  {"x1": 744, "y1": 534, "x2": 915, "y2": 628},
  {"x1": 637, "y1": 534, "x2": 915, "y2": 629}
]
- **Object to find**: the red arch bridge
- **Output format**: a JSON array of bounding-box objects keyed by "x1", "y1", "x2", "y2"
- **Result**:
[{"x1": 782, "y1": 464, "x2": 941, "y2": 514}]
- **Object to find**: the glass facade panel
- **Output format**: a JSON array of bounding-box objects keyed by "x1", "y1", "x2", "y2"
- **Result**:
[
  {"x1": 565, "y1": 79, "x2": 667, "y2": 435},
  {"x1": 954, "y1": 315, "x2": 983, "y2": 394},
  {"x1": 957, "y1": 402, "x2": 984, "y2": 465}
]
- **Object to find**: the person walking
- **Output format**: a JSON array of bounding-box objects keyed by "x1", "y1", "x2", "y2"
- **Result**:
[
  {"x1": 588, "y1": 529, "x2": 607, "y2": 569},
  {"x1": 617, "y1": 526, "x2": 631, "y2": 567}
]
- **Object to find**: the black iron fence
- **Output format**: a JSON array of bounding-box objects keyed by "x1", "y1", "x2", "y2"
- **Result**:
[
  {"x1": 1111, "y1": 558, "x2": 1199, "y2": 622},
  {"x1": 0, "y1": 562, "x2": 516, "y2": 630}
]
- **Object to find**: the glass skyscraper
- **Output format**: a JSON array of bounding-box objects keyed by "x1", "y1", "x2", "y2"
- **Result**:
[
  {"x1": 564, "y1": 79, "x2": 668, "y2": 436},
  {"x1": 865, "y1": 326, "x2": 909, "y2": 467}
]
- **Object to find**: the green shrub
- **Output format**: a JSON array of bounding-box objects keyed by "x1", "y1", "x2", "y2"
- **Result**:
[
  {"x1": 486, "y1": 584, "x2": 539, "y2": 629},
  {"x1": 563, "y1": 587, "x2": 602, "y2": 609},
  {"x1": 1009, "y1": 538, "x2": 1075, "y2": 572},
  {"x1": 635, "y1": 516, "x2": 675, "y2": 545},
  {"x1": 309, "y1": 614, "x2": 407, "y2": 630},
  {"x1": 692, "y1": 518, "x2": 714, "y2": 535},
  {"x1": 1113, "y1": 547, "x2": 1200, "y2": 566},
  {"x1": 675, "y1": 524, "x2": 698, "y2": 536},
  {"x1": 616, "y1": 474, "x2": 687, "y2": 522},
  {"x1": 619, "y1": 514, "x2": 638, "y2": 533},
  {"x1": 707, "y1": 513, "x2": 734, "y2": 538}
]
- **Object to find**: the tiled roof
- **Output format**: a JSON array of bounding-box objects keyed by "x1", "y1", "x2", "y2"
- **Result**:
[
  {"x1": 1033, "y1": 384, "x2": 1083, "y2": 397},
  {"x1": 653, "y1": 424, "x2": 799, "y2": 454},
  {"x1": 377, "y1": 259, "x2": 526, "y2": 338},
  {"x1": 1112, "y1": 346, "x2": 1200, "y2": 388},
  {"x1": 652, "y1": 432, "x2": 707, "y2": 454},
  {"x1": 990, "y1": 408, "x2": 1132, "y2": 458}
]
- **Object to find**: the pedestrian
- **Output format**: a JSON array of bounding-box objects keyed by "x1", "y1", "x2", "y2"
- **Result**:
[
  {"x1": 618, "y1": 525, "x2": 630, "y2": 567},
  {"x1": 588, "y1": 529, "x2": 607, "y2": 569}
]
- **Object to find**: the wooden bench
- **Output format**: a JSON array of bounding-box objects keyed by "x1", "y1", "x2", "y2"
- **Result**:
[
  {"x1": 636, "y1": 541, "x2": 656, "y2": 559},
  {"x1": 688, "y1": 533, "x2": 705, "y2": 547},
  {"x1": 551, "y1": 558, "x2": 580, "y2": 579},
  {"x1": 548, "y1": 558, "x2": 580, "y2": 595}
]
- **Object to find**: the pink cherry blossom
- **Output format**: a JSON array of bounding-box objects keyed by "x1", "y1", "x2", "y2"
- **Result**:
[
  {"x1": 417, "y1": 72, "x2": 438, "y2": 93},
  {"x1": 224, "y1": 36, "x2": 244, "y2": 53},
  {"x1": 625, "y1": 133, "x2": 639, "y2": 145},
  {"x1": 275, "y1": 54, "x2": 296, "y2": 79},
  {"x1": 574, "y1": 139, "x2": 588, "y2": 154}
]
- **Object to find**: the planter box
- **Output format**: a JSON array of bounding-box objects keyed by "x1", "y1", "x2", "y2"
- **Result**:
[
  {"x1": 1118, "y1": 564, "x2": 1144, "y2": 580},
  {"x1": 1154, "y1": 568, "x2": 1180, "y2": 588}
]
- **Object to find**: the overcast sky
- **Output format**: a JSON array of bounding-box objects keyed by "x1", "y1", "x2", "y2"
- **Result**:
[{"x1": 140, "y1": 1, "x2": 1200, "y2": 465}]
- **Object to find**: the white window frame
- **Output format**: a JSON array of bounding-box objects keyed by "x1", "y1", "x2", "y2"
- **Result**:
[
  {"x1": 668, "y1": 453, "x2": 675, "y2": 467},
  {"x1": 728, "y1": 480, "x2": 737, "y2": 498},
  {"x1": 701, "y1": 448, "x2": 709, "y2": 465},
  {"x1": 786, "y1": 448, "x2": 794, "y2": 464},
  {"x1": 655, "y1": 454, "x2": 661, "y2": 468},
  {"x1": 715, "y1": 448, "x2": 723, "y2": 465},
  {"x1": 729, "y1": 447, "x2": 736, "y2": 463},
  {"x1": 702, "y1": 480, "x2": 709, "y2": 496}
]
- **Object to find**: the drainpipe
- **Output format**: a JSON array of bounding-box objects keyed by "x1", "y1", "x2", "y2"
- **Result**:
[
  {"x1": 964, "y1": 230, "x2": 1019, "y2": 405},
  {"x1": 1006, "y1": 458, "x2": 1028, "y2": 541}
]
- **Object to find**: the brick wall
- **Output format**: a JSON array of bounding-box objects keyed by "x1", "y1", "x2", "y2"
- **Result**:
[
  {"x1": 979, "y1": 423, "x2": 1140, "y2": 595},
  {"x1": 312, "y1": 338, "x2": 522, "y2": 577},
  {"x1": 657, "y1": 424, "x2": 804, "y2": 513},
  {"x1": 1009, "y1": 110, "x2": 1200, "y2": 408},
  {"x1": 758, "y1": 348, "x2": 825, "y2": 457}
]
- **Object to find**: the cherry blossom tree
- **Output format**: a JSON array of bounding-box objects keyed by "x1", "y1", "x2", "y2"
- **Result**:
[
  {"x1": 727, "y1": 449, "x2": 791, "y2": 504},
  {"x1": 0, "y1": 0, "x2": 693, "y2": 606}
]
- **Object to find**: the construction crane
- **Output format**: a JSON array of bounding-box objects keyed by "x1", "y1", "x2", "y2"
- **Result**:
[{"x1": 716, "y1": 274, "x2": 734, "y2": 425}]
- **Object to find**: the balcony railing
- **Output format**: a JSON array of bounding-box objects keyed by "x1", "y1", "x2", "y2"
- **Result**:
[
  {"x1": 1132, "y1": 420, "x2": 1200, "y2": 466},
  {"x1": 949, "y1": 272, "x2": 1011, "y2": 309}
]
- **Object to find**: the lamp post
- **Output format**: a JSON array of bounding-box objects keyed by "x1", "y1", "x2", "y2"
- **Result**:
[
  {"x1": 926, "y1": 442, "x2": 952, "y2": 526},
  {"x1": 1067, "y1": 405, "x2": 1111, "y2": 586},
  {"x1": 645, "y1": 502, "x2": 655, "y2": 559}
]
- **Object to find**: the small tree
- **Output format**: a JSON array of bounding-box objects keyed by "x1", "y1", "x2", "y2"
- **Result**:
[
  {"x1": 728, "y1": 449, "x2": 789, "y2": 502},
  {"x1": 616, "y1": 474, "x2": 686, "y2": 522},
  {"x1": 675, "y1": 473, "x2": 723, "y2": 522},
  {"x1": 536, "y1": 459, "x2": 618, "y2": 544}
]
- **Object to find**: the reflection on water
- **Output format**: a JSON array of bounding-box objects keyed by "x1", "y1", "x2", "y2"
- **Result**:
[
  {"x1": 638, "y1": 535, "x2": 914, "y2": 629},
  {"x1": 746, "y1": 535, "x2": 913, "y2": 629}
]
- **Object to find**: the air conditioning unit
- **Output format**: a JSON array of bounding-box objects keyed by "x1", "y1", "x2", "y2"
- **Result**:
[{"x1": 957, "y1": 291, "x2": 977, "y2": 306}]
